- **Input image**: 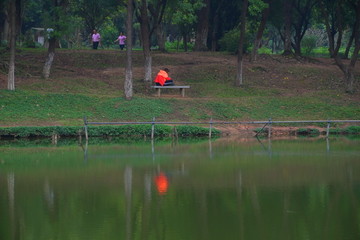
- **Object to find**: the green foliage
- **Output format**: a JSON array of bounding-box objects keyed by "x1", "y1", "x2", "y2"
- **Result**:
[
  {"x1": 296, "y1": 128, "x2": 320, "y2": 136},
  {"x1": 165, "y1": 41, "x2": 194, "y2": 51},
  {"x1": 345, "y1": 126, "x2": 360, "y2": 134},
  {"x1": 219, "y1": 28, "x2": 240, "y2": 53},
  {"x1": 87, "y1": 125, "x2": 172, "y2": 137},
  {"x1": 175, "y1": 125, "x2": 220, "y2": 136},
  {"x1": 0, "y1": 124, "x2": 217, "y2": 138},
  {"x1": 248, "y1": 0, "x2": 268, "y2": 16},
  {"x1": 302, "y1": 36, "x2": 317, "y2": 55},
  {"x1": 100, "y1": 18, "x2": 119, "y2": 48},
  {"x1": 257, "y1": 46, "x2": 272, "y2": 54},
  {"x1": 172, "y1": 0, "x2": 204, "y2": 28},
  {"x1": 0, "y1": 126, "x2": 81, "y2": 138}
]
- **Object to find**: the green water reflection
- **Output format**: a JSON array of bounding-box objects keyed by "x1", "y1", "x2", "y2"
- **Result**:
[{"x1": 0, "y1": 137, "x2": 359, "y2": 240}]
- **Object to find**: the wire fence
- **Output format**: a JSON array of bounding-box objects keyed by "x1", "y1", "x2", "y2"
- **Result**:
[{"x1": 83, "y1": 116, "x2": 360, "y2": 140}]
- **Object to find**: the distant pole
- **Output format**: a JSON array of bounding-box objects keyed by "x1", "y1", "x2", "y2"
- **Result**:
[
  {"x1": 326, "y1": 120, "x2": 331, "y2": 138},
  {"x1": 268, "y1": 118, "x2": 272, "y2": 138},
  {"x1": 151, "y1": 117, "x2": 155, "y2": 140},
  {"x1": 84, "y1": 116, "x2": 88, "y2": 141},
  {"x1": 209, "y1": 117, "x2": 213, "y2": 138}
]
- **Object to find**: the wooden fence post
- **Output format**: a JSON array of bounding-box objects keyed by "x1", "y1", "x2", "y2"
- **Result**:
[
  {"x1": 268, "y1": 118, "x2": 272, "y2": 138},
  {"x1": 84, "y1": 116, "x2": 88, "y2": 141},
  {"x1": 151, "y1": 117, "x2": 155, "y2": 140},
  {"x1": 326, "y1": 120, "x2": 331, "y2": 138}
]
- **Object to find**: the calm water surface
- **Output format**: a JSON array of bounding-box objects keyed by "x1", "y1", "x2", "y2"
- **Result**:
[{"x1": 0, "y1": 137, "x2": 359, "y2": 240}]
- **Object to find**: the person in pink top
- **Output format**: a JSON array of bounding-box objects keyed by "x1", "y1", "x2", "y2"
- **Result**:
[
  {"x1": 91, "y1": 29, "x2": 101, "y2": 49},
  {"x1": 114, "y1": 32, "x2": 127, "y2": 50}
]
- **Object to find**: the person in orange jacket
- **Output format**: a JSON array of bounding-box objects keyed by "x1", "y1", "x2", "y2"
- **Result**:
[{"x1": 154, "y1": 68, "x2": 174, "y2": 86}]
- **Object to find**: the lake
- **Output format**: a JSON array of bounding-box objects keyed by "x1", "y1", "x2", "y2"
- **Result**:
[{"x1": 0, "y1": 136, "x2": 359, "y2": 240}]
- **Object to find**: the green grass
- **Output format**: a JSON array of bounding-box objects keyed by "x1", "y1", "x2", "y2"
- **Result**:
[
  {"x1": 1, "y1": 89, "x2": 359, "y2": 125},
  {"x1": 0, "y1": 49, "x2": 359, "y2": 128}
]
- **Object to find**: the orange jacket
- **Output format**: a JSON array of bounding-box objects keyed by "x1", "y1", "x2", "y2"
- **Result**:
[{"x1": 154, "y1": 70, "x2": 171, "y2": 86}]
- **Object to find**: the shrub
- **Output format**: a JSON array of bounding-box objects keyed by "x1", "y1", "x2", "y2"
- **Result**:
[
  {"x1": 0, "y1": 125, "x2": 219, "y2": 139},
  {"x1": 302, "y1": 36, "x2": 317, "y2": 55},
  {"x1": 344, "y1": 126, "x2": 360, "y2": 134},
  {"x1": 219, "y1": 29, "x2": 240, "y2": 53},
  {"x1": 175, "y1": 125, "x2": 220, "y2": 137},
  {"x1": 296, "y1": 128, "x2": 320, "y2": 136}
]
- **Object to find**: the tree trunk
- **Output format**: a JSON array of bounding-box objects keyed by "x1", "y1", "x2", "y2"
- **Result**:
[
  {"x1": 43, "y1": 38, "x2": 56, "y2": 79},
  {"x1": 250, "y1": 2, "x2": 270, "y2": 62},
  {"x1": 183, "y1": 33, "x2": 188, "y2": 52},
  {"x1": 156, "y1": 24, "x2": 166, "y2": 52},
  {"x1": 124, "y1": 0, "x2": 133, "y2": 100},
  {"x1": 210, "y1": 5, "x2": 220, "y2": 51},
  {"x1": 236, "y1": 0, "x2": 248, "y2": 87},
  {"x1": 7, "y1": 0, "x2": 16, "y2": 91},
  {"x1": 283, "y1": 0, "x2": 293, "y2": 55},
  {"x1": 1, "y1": 7, "x2": 9, "y2": 43},
  {"x1": 139, "y1": 0, "x2": 152, "y2": 82},
  {"x1": 330, "y1": 1, "x2": 360, "y2": 94},
  {"x1": 344, "y1": 28, "x2": 354, "y2": 59},
  {"x1": 194, "y1": 0, "x2": 210, "y2": 51}
]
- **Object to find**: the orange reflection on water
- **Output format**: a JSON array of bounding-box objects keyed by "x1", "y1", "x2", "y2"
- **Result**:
[{"x1": 155, "y1": 173, "x2": 168, "y2": 195}]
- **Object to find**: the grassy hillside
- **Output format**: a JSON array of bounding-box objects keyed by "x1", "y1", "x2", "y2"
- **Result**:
[{"x1": 0, "y1": 48, "x2": 359, "y2": 127}]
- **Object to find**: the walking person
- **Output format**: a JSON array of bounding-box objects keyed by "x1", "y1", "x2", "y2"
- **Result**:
[
  {"x1": 91, "y1": 29, "x2": 101, "y2": 49},
  {"x1": 114, "y1": 32, "x2": 127, "y2": 50}
]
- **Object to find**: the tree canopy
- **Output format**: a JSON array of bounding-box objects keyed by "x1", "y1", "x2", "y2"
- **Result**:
[{"x1": 1, "y1": 0, "x2": 359, "y2": 93}]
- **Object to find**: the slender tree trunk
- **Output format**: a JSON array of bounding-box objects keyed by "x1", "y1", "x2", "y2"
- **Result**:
[
  {"x1": 294, "y1": 31, "x2": 302, "y2": 55},
  {"x1": 283, "y1": 0, "x2": 293, "y2": 55},
  {"x1": 330, "y1": 1, "x2": 360, "y2": 93},
  {"x1": 344, "y1": 3, "x2": 360, "y2": 93},
  {"x1": 250, "y1": 2, "x2": 270, "y2": 62},
  {"x1": 344, "y1": 28, "x2": 354, "y2": 59},
  {"x1": 195, "y1": 0, "x2": 210, "y2": 51},
  {"x1": 140, "y1": 0, "x2": 152, "y2": 82},
  {"x1": 183, "y1": 33, "x2": 188, "y2": 52},
  {"x1": 7, "y1": 0, "x2": 16, "y2": 90},
  {"x1": 43, "y1": 38, "x2": 56, "y2": 79},
  {"x1": 124, "y1": 0, "x2": 133, "y2": 100},
  {"x1": 156, "y1": 24, "x2": 166, "y2": 52},
  {"x1": 2, "y1": 7, "x2": 9, "y2": 43},
  {"x1": 236, "y1": 0, "x2": 248, "y2": 87},
  {"x1": 210, "y1": 6, "x2": 220, "y2": 51}
]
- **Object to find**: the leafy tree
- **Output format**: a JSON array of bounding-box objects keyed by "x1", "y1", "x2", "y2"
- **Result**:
[
  {"x1": 320, "y1": 0, "x2": 360, "y2": 93},
  {"x1": 135, "y1": 0, "x2": 168, "y2": 82},
  {"x1": 249, "y1": 0, "x2": 270, "y2": 61},
  {"x1": 125, "y1": 0, "x2": 134, "y2": 100},
  {"x1": 70, "y1": 0, "x2": 123, "y2": 39},
  {"x1": 291, "y1": 0, "x2": 318, "y2": 55},
  {"x1": 7, "y1": 0, "x2": 17, "y2": 90},
  {"x1": 194, "y1": 0, "x2": 210, "y2": 51},
  {"x1": 236, "y1": 0, "x2": 249, "y2": 86},
  {"x1": 42, "y1": 0, "x2": 71, "y2": 79},
  {"x1": 172, "y1": 0, "x2": 204, "y2": 52}
]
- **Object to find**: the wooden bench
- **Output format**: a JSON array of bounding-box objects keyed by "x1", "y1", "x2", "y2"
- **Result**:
[{"x1": 151, "y1": 85, "x2": 190, "y2": 97}]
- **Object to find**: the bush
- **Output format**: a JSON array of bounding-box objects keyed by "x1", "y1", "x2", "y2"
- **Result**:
[
  {"x1": 0, "y1": 125, "x2": 219, "y2": 139},
  {"x1": 296, "y1": 128, "x2": 320, "y2": 136},
  {"x1": 175, "y1": 125, "x2": 220, "y2": 137},
  {"x1": 344, "y1": 126, "x2": 360, "y2": 134},
  {"x1": 219, "y1": 29, "x2": 240, "y2": 53},
  {"x1": 165, "y1": 40, "x2": 194, "y2": 51},
  {"x1": 301, "y1": 36, "x2": 317, "y2": 55}
]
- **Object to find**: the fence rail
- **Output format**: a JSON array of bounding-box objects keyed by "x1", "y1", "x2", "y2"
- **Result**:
[{"x1": 83, "y1": 116, "x2": 360, "y2": 140}]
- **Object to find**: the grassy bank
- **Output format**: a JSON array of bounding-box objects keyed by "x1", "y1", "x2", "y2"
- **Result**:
[{"x1": 0, "y1": 49, "x2": 359, "y2": 129}]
